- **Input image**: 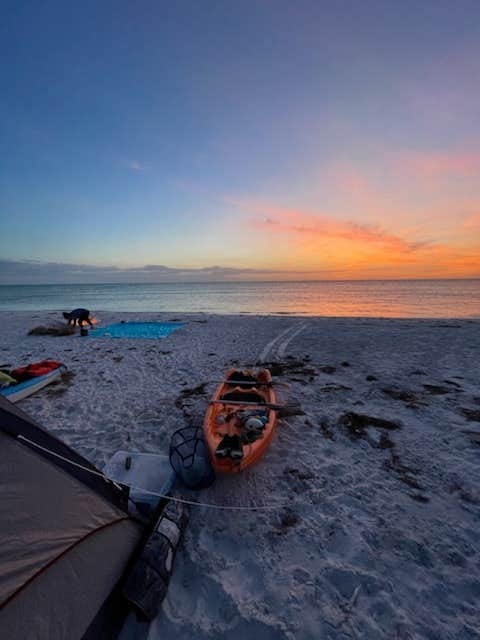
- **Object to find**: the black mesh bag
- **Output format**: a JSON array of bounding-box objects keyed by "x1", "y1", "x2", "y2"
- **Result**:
[{"x1": 169, "y1": 425, "x2": 216, "y2": 489}]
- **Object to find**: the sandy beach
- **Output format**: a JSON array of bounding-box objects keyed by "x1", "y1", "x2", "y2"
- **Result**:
[{"x1": 1, "y1": 310, "x2": 480, "y2": 639}]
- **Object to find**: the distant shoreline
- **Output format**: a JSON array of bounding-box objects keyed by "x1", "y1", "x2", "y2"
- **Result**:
[{"x1": 1, "y1": 277, "x2": 479, "y2": 287}]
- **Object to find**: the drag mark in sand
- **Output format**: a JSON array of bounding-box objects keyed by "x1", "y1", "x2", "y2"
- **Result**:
[
  {"x1": 258, "y1": 322, "x2": 307, "y2": 362},
  {"x1": 277, "y1": 322, "x2": 308, "y2": 359}
]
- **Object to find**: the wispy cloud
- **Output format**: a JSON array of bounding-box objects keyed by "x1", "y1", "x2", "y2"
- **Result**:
[
  {"x1": 227, "y1": 197, "x2": 428, "y2": 253},
  {"x1": 398, "y1": 151, "x2": 480, "y2": 178},
  {"x1": 123, "y1": 160, "x2": 147, "y2": 172}
]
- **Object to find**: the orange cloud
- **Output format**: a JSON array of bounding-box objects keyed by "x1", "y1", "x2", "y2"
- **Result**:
[
  {"x1": 398, "y1": 151, "x2": 480, "y2": 178},
  {"x1": 226, "y1": 196, "x2": 480, "y2": 279},
  {"x1": 228, "y1": 198, "x2": 427, "y2": 253}
]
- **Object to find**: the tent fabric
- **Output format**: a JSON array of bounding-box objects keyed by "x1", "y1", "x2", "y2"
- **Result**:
[
  {"x1": 0, "y1": 396, "x2": 145, "y2": 640},
  {"x1": 0, "y1": 517, "x2": 141, "y2": 640},
  {"x1": 0, "y1": 394, "x2": 128, "y2": 510},
  {"x1": 0, "y1": 432, "x2": 136, "y2": 607}
]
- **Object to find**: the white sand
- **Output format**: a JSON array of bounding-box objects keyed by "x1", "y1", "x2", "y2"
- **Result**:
[{"x1": 1, "y1": 310, "x2": 480, "y2": 639}]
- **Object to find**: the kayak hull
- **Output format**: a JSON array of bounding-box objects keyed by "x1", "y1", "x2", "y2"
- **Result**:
[
  {"x1": 203, "y1": 368, "x2": 277, "y2": 474},
  {"x1": 0, "y1": 366, "x2": 66, "y2": 403}
]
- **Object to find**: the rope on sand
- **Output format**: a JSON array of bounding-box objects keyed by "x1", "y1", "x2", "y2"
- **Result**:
[{"x1": 17, "y1": 435, "x2": 320, "y2": 511}]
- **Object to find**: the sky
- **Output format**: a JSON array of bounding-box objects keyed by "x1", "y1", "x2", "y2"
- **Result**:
[{"x1": 1, "y1": 0, "x2": 480, "y2": 284}]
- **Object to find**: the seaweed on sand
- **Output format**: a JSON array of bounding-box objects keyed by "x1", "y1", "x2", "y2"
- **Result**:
[
  {"x1": 341, "y1": 412, "x2": 401, "y2": 439},
  {"x1": 28, "y1": 324, "x2": 76, "y2": 336}
]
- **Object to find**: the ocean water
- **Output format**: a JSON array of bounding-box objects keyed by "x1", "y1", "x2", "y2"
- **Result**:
[{"x1": 0, "y1": 280, "x2": 479, "y2": 318}]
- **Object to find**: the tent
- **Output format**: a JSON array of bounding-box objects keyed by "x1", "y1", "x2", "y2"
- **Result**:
[{"x1": 0, "y1": 395, "x2": 144, "y2": 640}]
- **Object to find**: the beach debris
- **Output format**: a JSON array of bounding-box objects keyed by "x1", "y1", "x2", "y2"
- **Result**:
[
  {"x1": 45, "y1": 370, "x2": 76, "y2": 397},
  {"x1": 319, "y1": 418, "x2": 335, "y2": 440},
  {"x1": 461, "y1": 408, "x2": 480, "y2": 422},
  {"x1": 283, "y1": 466, "x2": 315, "y2": 481},
  {"x1": 276, "y1": 401, "x2": 305, "y2": 418},
  {"x1": 273, "y1": 507, "x2": 299, "y2": 534},
  {"x1": 253, "y1": 357, "x2": 317, "y2": 378},
  {"x1": 318, "y1": 365, "x2": 336, "y2": 374},
  {"x1": 385, "y1": 450, "x2": 424, "y2": 491},
  {"x1": 319, "y1": 383, "x2": 352, "y2": 393},
  {"x1": 347, "y1": 585, "x2": 361, "y2": 611},
  {"x1": 422, "y1": 384, "x2": 450, "y2": 395},
  {"x1": 409, "y1": 493, "x2": 430, "y2": 503},
  {"x1": 334, "y1": 583, "x2": 363, "y2": 640},
  {"x1": 443, "y1": 379, "x2": 462, "y2": 388},
  {"x1": 462, "y1": 430, "x2": 480, "y2": 445},
  {"x1": 448, "y1": 481, "x2": 480, "y2": 505},
  {"x1": 339, "y1": 412, "x2": 426, "y2": 496},
  {"x1": 341, "y1": 412, "x2": 401, "y2": 439},
  {"x1": 381, "y1": 386, "x2": 426, "y2": 406},
  {"x1": 174, "y1": 383, "x2": 209, "y2": 420},
  {"x1": 28, "y1": 324, "x2": 76, "y2": 336},
  {"x1": 289, "y1": 376, "x2": 309, "y2": 386},
  {"x1": 175, "y1": 383, "x2": 208, "y2": 406}
]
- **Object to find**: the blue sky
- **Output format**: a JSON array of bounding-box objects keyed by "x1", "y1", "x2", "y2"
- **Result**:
[{"x1": 1, "y1": 1, "x2": 479, "y2": 283}]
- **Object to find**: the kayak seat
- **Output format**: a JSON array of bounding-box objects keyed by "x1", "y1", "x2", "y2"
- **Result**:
[{"x1": 220, "y1": 390, "x2": 265, "y2": 404}]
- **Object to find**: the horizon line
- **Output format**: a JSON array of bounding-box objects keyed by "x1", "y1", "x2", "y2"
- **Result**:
[{"x1": 1, "y1": 277, "x2": 479, "y2": 287}]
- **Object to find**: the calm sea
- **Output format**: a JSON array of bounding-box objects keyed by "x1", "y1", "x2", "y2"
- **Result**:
[{"x1": 0, "y1": 280, "x2": 479, "y2": 318}]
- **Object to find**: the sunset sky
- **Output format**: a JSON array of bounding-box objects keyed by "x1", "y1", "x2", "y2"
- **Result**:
[{"x1": 1, "y1": 1, "x2": 480, "y2": 283}]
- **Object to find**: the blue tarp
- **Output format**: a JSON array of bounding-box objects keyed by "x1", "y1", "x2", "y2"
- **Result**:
[{"x1": 89, "y1": 322, "x2": 186, "y2": 339}]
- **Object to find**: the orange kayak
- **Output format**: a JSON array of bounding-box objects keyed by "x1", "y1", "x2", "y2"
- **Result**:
[{"x1": 203, "y1": 368, "x2": 277, "y2": 474}]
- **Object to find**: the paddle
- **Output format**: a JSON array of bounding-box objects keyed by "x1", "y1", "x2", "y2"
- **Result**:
[
  {"x1": 210, "y1": 399, "x2": 304, "y2": 417},
  {"x1": 211, "y1": 379, "x2": 290, "y2": 388}
]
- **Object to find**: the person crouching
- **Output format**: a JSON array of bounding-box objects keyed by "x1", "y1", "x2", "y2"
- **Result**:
[{"x1": 62, "y1": 308, "x2": 93, "y2": 327}]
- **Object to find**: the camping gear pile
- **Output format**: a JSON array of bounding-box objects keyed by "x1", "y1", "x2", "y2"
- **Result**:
[
  {"x1": 0, "y1": 360, "x2": 66, "y2": 403},
  {"x1": 203, "y1": 368, "x2": 278, "y2": 473},
  {"x1": 0, "y1": 396, "x2": 188, "y2": 639},
  {"x1": 0, "y1": 366, "x2": 280, "y2": 639}
]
